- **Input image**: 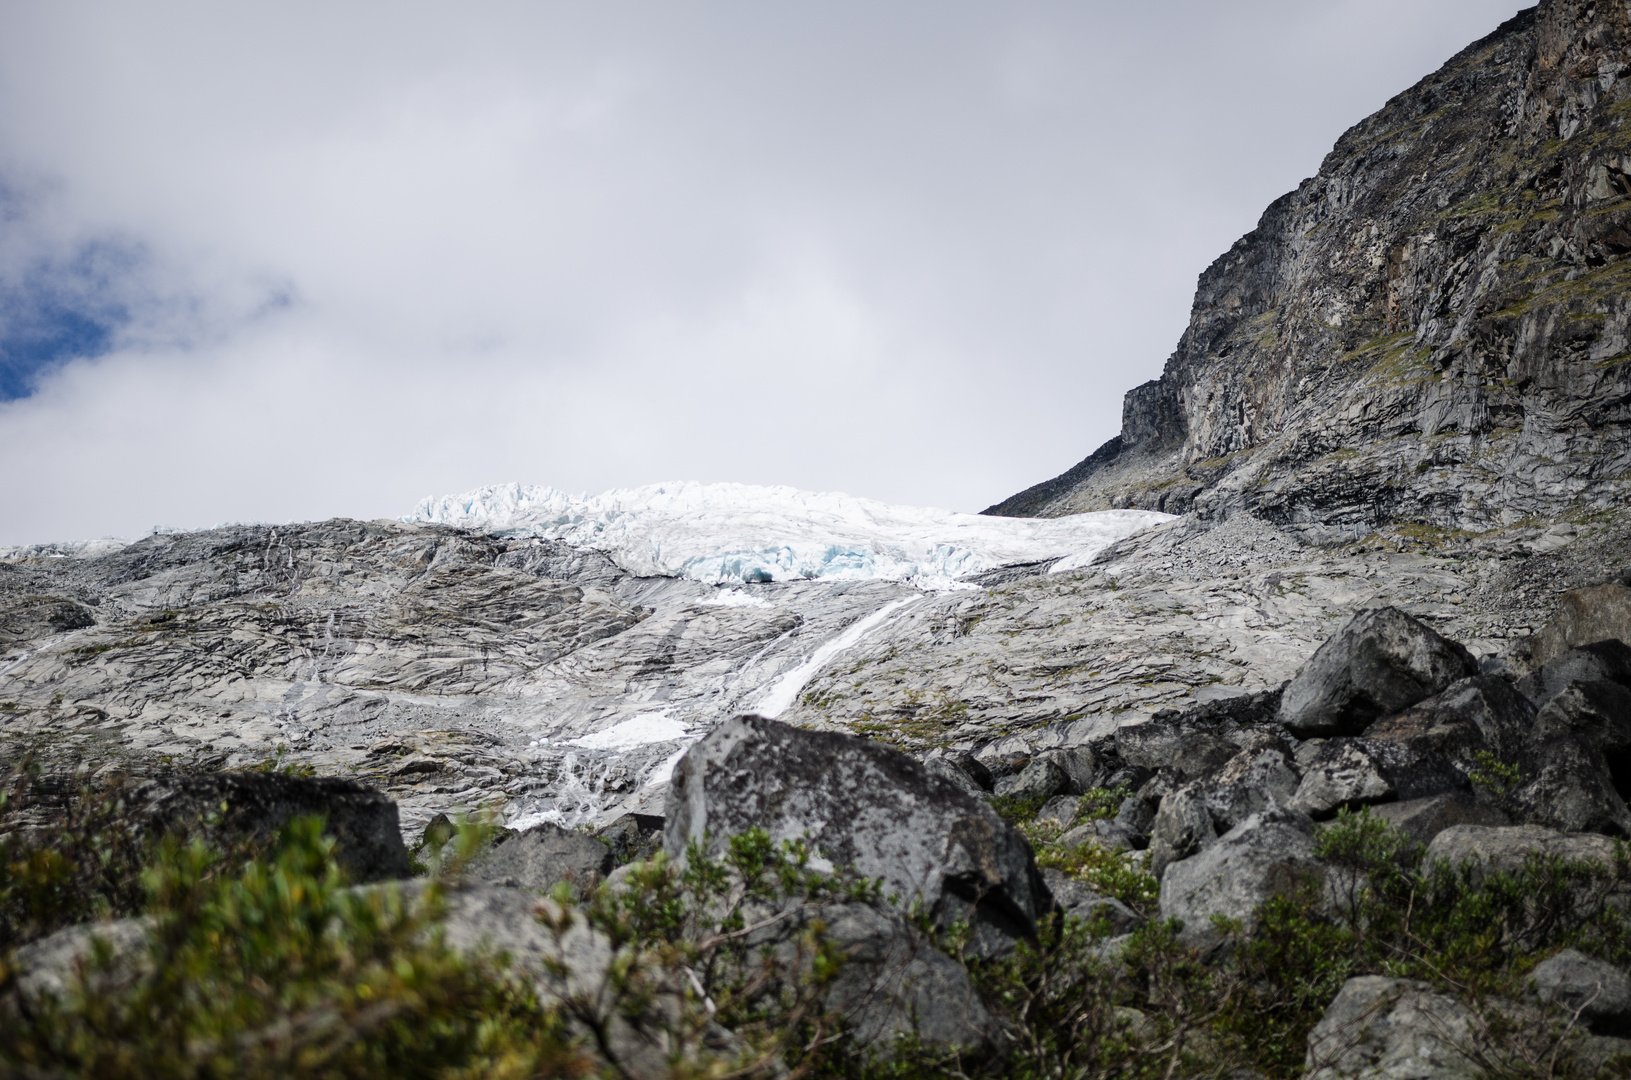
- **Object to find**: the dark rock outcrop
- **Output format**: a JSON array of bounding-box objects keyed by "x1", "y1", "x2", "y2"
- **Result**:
[{"x1": 136, "y1": 771, "x2": 411, "y2": 882}]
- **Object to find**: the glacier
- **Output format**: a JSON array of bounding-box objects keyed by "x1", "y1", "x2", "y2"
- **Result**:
[{"x1": 404, "y1": 481, "x2": 1174, "y2": 589}]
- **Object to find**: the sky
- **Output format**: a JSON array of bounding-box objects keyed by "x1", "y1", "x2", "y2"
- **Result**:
[{"x1": 0, "y1": 0, "x2": 1525, "y2": 544}]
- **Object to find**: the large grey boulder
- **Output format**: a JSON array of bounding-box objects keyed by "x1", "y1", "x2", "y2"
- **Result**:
[
  {"x1": 1534, "y1": 681, "x2": 1631, "y2": 762},
  {"x1": 1116, "y1": 721, "x2": 1236, "y2": 780},
  {"x1": 466, "y1": 821, "x2": 615, "y2": 891},
  {"x1": 1518, "y1": 639, "x2": 1631, "y2": 709},
  {"x1": 665, "y1": 714, "x2": 1050, "y2": 957},
  {"x1": 1305, "y1": 976, "x2": 1480, "y2": 1080},
  {"x1": 1158, "y1": 804, "x2": 1324, "y2": 951},
  {"x1": 1279, "y1": 608, "x2": 1478, "y2": 737},
  {"x1": 994, "y1": 755, "x2": 1070, "y2": 802},
  {"x1": 1504, "y1": 735, "x2": 1631, "y2": 837},
  {"x1": 1146, "y1": 745, "x2": 1301, "y2": 876},
  {"x1": 1529, "y1": 948, "x2": 1631, "y2": 1036},
  {"x1": 1425, "y1": 824, "x2": 1623, "y2": 880},
  {"x1": 1364, "y1": 675, "x2": 1534, "y2": 764},
  {"x1": 1370, "y1": 794, "x2": 1509, "y2": 846},
  {"x1": 1528, "y1": 584, "x2": 1631, "y2": 669},
  {"x1": 136, "y1": 771, "x2": 411, "y2": 882},
  {"x1": 1289, "y1": 739, "x2": 1468, "y2": 820}
]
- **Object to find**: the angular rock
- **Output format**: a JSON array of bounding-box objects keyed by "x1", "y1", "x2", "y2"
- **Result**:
[
  {"x1": 1289, "y1": 739, "x2": 1468, "y2": 820},
  {"x1": 1365, "y1": 676, "x2": 1534, "y2": 764},
  {"x1": 1289, "y1": 741, "x2": 1394, "y2": 819},
  {"x1": 1504, "y1": 735, "x2": 1631, "y2": 838},
  {"x1": 1057, "y1": 817, "x2": 1140, "y2": 853},
  {"x1": 1035, "y1": 794, "x2": 1080, "y2": 830},
  {"x1": 1147, "y1": 785, "x2": 1217, "y2": 879},
  {"x1": 1039, "y1": 867, "x2": 1144, "y2": 936},
  {"x1": 467, "y1": 821, "x2": 615, "y2": 891},
  {"x1": 1425, "y1": 824, "x2": 1623, "y2": 880},
  {"x1": 1037, "y1": 746, "x2": 1100, "y2": 795},
  {"x1": 665, "y1": 714, "x2": 1050, "y2": 957},
  {"x1": 1529, "y1": 584, "x2": 1631, "y2": 669},
  {"x1": 1534, "y1": 681, "x2": 1631, "y2": 786},
  {"x1": 593, "y1": 813, "x2": 666, "y2": 866},
  {"x1": 1305, "y1": 976, "x2": 1480, "y2": 1080},
  {"x1": 1518, "y1": 640, "x2": 1631, "y2": 709},
  {"x1": 996, "y1": 756, "x2": 1070, "y2": 802},
  {"x1": 816, "y1": 902, "x2": 1000, "y2": 1050},
  {"x1": 1576, "y1": 1035, "x2": 1631, "y2": 1075},
  {"x1": 1370, "y1": 794, "x2": 1509, "y2": 846},
  {"x1": 1279, "y1": 607, "x2": 1477, "y2": 737},
  {"x1": 136, "y1": 770, "x2": 411, "y2": 882},
  {"x1": 1117, "y1": 721, "x2": 1236, "y2": 780},
  {"x1": 924, "y1": 756, "x2": 987, "y2": 798},
  {"x1": 1529, "y1": 948, "x2": 1631, "y2": 1036},
  {"x1": 1158, "y1": 804, "x2": 1324, "y2": 950}
]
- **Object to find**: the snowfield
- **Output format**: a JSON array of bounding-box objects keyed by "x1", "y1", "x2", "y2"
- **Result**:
[{"x1": 405, "y1": 481, "x2": 1174, "y2": 588}]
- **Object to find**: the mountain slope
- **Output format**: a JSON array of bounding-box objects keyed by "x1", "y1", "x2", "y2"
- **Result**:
[{"x1": 988, "y1": 0, "x2": 1631, "y2": 542}]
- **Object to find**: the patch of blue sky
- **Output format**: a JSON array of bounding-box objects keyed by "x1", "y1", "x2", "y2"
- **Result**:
[{"x1": 0, "y1": 238, "x2": 142, "y2": 401}]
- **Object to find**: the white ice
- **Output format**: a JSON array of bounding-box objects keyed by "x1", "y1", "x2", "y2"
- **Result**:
[
  {"x1": 566, "y1": 713, "x2": 689, "y2": 751},
  {"x1": 404, "y1": 481, "x2": 1173, "y2": 589},
  {"x1": 751, "y1": 598, "x2": 914, "y2": 718}
]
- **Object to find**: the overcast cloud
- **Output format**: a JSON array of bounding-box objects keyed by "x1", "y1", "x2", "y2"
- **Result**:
[{"x1": 0, "y1": 0, "x2": 1524, "y2": 544}]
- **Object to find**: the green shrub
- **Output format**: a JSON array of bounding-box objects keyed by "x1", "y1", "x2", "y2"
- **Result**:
[{"x1": 3, "y1": 816, "x2": 590, "y2": 1079}]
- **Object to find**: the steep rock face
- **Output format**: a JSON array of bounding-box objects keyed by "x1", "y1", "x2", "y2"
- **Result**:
[{"x1": 990, "y1": 0, "x2": 1631, "y2": 539}]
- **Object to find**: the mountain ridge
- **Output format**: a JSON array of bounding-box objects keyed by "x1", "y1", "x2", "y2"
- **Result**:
[{"x1": 986, "y1": 0, "x2": 1631, "y2": 542}]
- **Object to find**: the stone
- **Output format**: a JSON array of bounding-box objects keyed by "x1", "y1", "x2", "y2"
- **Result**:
[
  {"x1": 1529, "y1": 584, "x2": 1631, "y2": 669},
  {"x1": 1575, "y1": 1035, "x2": 1631, "y2": 1075},
  {"x1": 466, "y1": 821, "x2": 615, "y2": 892},
  {"x1": 1158, "y1": 804, "x2": 1324, "y2": 951},
  {"x1": 1529, "y1": 948, "x2": 1631, "y2": 1035},
  {"x1": 11, "y1": 917, "x2": 154, "y2": 1005},
  {"x1": 1370, "y1": 794, "x2": 1509, "y2": 845},
  {"x1": 1518, "y1": 640, "x2": 1631, "y2": 709},
  {"x1": 1039, "y1": 867, "x2": 1144, "y2": 936},
  {"x1": 996, "y1": 756, "x2": 1070, "y2": 802},
  {"x1": 1305, "y1": 976, "x2": 1480, "y2": 1080},
  {"x1": 135, "y1": 771, "x2": 411, "y2": 883},
  {"x1": 1035, "y1": 794, "x2": 1080, "y2": 829},
  {"x1": 1147, "y1": 785, "x2": 1217, "y2": 879},
  {"x1": 1504, "y1": 735, "x2": 1631, "y2": 838},
  {"x1": 1534, "y1": 681, "x2": 1631, "y2": 774},
  {"x1": 1364, "y1": 676, "x2": 1534, "y2": 764},
  {"x1": 664, "y1": 714, "x2": 1050, "y2": 957},
  {"x1": 815, "y1": 902, "x2": 1000, "y2": 1050},
  {"x1": 1037, "y1": 745, "x2": 1100, "y2": 795},
  {"x1": 593, "y1": 813, "x2": 665, "y2": 866},
  {"x1": 1289, "y1": 739, "x2": 1468, "y2": 820},
  {"x1": 1057, "y1": 817, "x2": 1140, "y2": 852},
  {"x1": 1278, "y1": 608, "x2": 1478, "y2": 737},
  {"x1": 1289, "y1": 741, "x2": 1395, "y2": 819},
  {"x1": 924, "y1": 755, "x2": 986, "y2": 797},
  {"x1": 1116, "y1": 721, "x2": 1236, "y2": 780},
  {"x1": 1425, "y1": 824, "x2": 1623, "y2": 880}
]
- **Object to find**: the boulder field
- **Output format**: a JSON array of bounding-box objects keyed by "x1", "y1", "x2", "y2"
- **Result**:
[{"x1": 13, "y1": 581, "x2": 1631, "y2": 1075}]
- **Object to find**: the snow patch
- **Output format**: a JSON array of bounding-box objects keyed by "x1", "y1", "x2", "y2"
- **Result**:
[
  {"x1": 752, "y1": 598, "x2": 913, "y2": 718},
  {"x1": 404, "y1": 481, "x2": 1172, "y2": 588},
  {"x1": 566, "y1": 713, "x2": 689, "y2": 751},
  {"x1": 699, "y1": 588, "x2": 769, "y2": 608}
]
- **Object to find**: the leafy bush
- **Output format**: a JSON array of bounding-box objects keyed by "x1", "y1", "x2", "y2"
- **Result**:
[{"x1": 3, "y1": 816, "x2": 590, "y2": 1079}]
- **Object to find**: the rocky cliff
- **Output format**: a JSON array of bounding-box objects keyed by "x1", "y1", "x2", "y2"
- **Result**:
[{"x1": 987, "y1": 0, "x2": 1631, "y2": 542}]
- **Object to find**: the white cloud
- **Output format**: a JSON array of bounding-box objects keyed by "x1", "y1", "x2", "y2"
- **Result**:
[{"x1": 0, "y1": 0, "x2": 1523, "y2": 543}]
